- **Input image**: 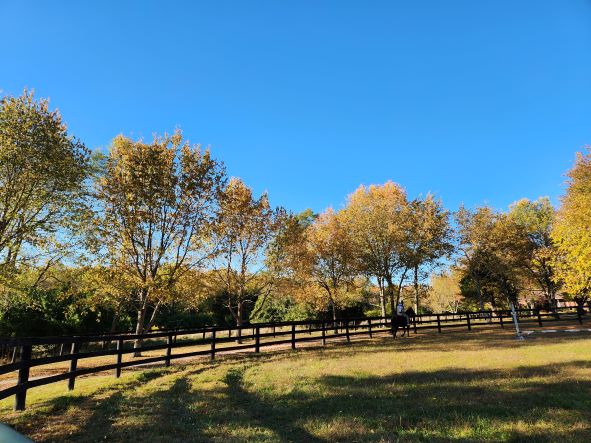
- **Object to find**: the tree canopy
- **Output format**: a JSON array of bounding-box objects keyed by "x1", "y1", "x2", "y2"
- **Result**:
[{"x1": 1, "y1": 90, "x2": 590, "y2": 339}]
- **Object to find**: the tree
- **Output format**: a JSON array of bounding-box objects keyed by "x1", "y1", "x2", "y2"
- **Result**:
[
  {"x1": 456, "y1": 206, "x2": 529, "y2": 309},
  {"x1": 0, "y1": 90, "x2": 89, "y2": 272},
  {"x1": 265, "y1": 209, "x2": 315, "y2": 282},
  {"x1": 95, "y1": 130, "x2": 224, "y2": 354},
  {"x1": 302, "y1": 208, "x2": 359, "y2": 321},
  {"x1": 212, "y1": 178, "x2": 280, "y2": 334},
  {"x1": 552, "y1": 149, "x2": 591, "y2": 303},
  {"x1": 455, "y1": 206, "x2": 497, "y2": 310},
  {"x1": 405, "y1": 195, "x2": 453, "y2": 313},
  {"x1": 508, "y1": 197, "x2": 560, "y2": 306},
  {"x1": 426, "y1": 270, "x2": 463, "y2": 313},
  {"x1": 342, "y1": 182, "x2": 413, "y2": 318}
]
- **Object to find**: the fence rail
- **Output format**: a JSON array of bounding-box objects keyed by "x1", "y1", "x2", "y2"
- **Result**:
[{"x1": 0, "y1": 306, "x2": 587, "y2": 411}]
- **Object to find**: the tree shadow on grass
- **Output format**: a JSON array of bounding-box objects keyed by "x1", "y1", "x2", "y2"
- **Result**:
[
  {"x1": 223, "y1": 367, "x2": 325, "y2": 443},
  {"x1": 211, "y1": 360, "x2": 591, "y2": 442},
  {"x1": 7, "y1": 358, "x2": 591, "y2": 442},
  {"x1": 304, "y1": 361, "x2": 591, "y2": 442},
  {"x1": 6, "y1": 331, "x2": 591, "y2": 443}
]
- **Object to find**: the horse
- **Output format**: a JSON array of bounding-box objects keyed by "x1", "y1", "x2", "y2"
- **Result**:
[{"x1": 392, "y1": 314, "x2": 411, "y2": 338}]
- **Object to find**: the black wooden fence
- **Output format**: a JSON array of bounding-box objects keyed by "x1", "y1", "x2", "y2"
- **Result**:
[{"x1": 0, "y1": 306, "x2": 587, "y2": 411}]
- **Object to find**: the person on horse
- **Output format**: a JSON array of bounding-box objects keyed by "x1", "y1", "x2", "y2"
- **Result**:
[{"x1": 395, "y1": 300, "x2": 411, "y2": 337}]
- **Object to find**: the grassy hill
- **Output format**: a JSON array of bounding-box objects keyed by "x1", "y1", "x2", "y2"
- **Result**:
[{"x1": 1, "y1": 328, "x2": 591, "y2": 442}]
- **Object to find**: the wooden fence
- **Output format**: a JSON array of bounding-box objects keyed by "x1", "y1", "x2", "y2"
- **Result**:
[{"x1": 0, "y1": 306, "x2": 587, "y2": 411}]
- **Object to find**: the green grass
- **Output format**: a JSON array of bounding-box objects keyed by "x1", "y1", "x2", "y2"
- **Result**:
[{"x1": 1, "y1": 328, "x2": 591, "y2": 442}]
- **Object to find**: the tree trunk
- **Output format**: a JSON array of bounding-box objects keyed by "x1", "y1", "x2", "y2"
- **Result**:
[
  {"x1": 133, "y1": 289, "x2": 149, "y2": 357},
  {"x1": 236, "y1": 300, "x2": 244, "y2": 344},
  {"x1": 475, "y1": 279, "x2": 484, "y2": 311},
  {"x1": 413, "y1": 265, "x2": 420, "y2": 314},
  {"x1": 330, "y1": 298, "x2": 338, "y2": 333},
  {"x1": 378, "y1": 277, "x2": 386, "y2": 318},
  {"x1": 133, "y1": 306, "x2": 147, "y2": 357},
  {"x1": 110, "y1": 309, "x2": 120, "y2": 333},
  {"x1": 385, "y1": 275, "x2": 396, "y2": 335}
]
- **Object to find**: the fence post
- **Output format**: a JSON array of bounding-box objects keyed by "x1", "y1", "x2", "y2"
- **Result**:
[
  {"x1": 466, "y1": 313, "x2": 472, "y2": 331},
  {"x1": 14, "y1": 344, "x2": 32, "y2": 411},
  {"x1": 437, "y1": 314, "x2": 442, "y2": 333},
  {"x1": 537, "y1": 309, "x2": 543, "y2": 327},
  {"x1": 115, "y1": 339, "x2": 123, "y2": 378},
  {"x1": 321, "y1": 321, "x2": 326, "y2": 345},
  {"x1": 165, "y1": 333, "x2": 173, "y2": 367},
  {"x1": 368, "y1": 319, "x2": 372, "y2": 338},
  {"x1": 291, "y1": 324, "x2": 296, "y2": 350},
  {"x1": 210, "y1": 329, "x2": 216, "y2": 360},
  {"x1": 255, "y1": 326, "x2": 260, "y2": 353},
  {"x1": 345, "y1": 320, "x2": 350, "y2": 342},
  {"x1": 413, "y1": 316, "x2": 417, "y2": 334},
  {"x1": 68, "y1": 342, "x2": 79, "y2": 391}
]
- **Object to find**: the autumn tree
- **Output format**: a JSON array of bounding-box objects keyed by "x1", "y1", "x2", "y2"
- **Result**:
[
  {"x1": 508, "y1": 197, "x2": 560, "y2": 306},
  {"x1": 426, "y1": 270, "x2": 463, "y2": 313},
  {"x1": 95, "y1": 131, "x2": 224, "y2": 354},
  {"x1": 265, "y1": 209, "x2": 315, "y2": 281},
  {"x1": 455, "y1": 206, "x2": 497, "y2": 310},
  {"x1": 405, "y1": 195, "x2": 453, "y2": 313},
  {"x1": 212, "y1": 178, "x2": 280, "y2": 333},
  {"x1": 0, "y1": 90, "x2": 90, "y2": 273},
  {"x1": 301, "y1": 208, "x2": 360, "y2": 321},
  {"x1": 552, "y1": 149, "x2": 591, "y2": 303},
  {"x1": 456, "y1": 206, "x2": 529, "y2": 309},
  {"x1": 342, "y1": 182, "x2": 414, "y2": 318}
]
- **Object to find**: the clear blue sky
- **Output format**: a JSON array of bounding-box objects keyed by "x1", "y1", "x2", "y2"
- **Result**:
[{"x1": 2, "y1": 1, "x2": 590, "y2": 214}]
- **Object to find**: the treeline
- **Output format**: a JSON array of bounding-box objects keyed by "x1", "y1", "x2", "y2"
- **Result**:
[{"x1": 1, "y1": 91, "x2": 590, "y2": 341}]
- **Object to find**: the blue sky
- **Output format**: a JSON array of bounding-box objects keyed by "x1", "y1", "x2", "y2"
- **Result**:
[{"x1": 2, "y1": 1, "x2": 590, "y2": 214}]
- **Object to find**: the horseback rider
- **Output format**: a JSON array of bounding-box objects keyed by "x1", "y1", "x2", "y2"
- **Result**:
[
  {"x1": 395, "y1": 300, "x2": 410, "y2": 337},
  {"x1": 397, "y1": 300, "x2": 404, "y2": 316}
]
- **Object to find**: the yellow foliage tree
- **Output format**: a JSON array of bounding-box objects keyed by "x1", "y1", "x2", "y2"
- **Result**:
[
  {"x1": 302, "y1": 208, "x2": 360, "y2": 321},
  {"x1": 426, "y1": 270, "x2": 463, "y2": 313},
  {"x1": 341, "y1": 181, "x2": 413, "y2": 317},
  {"x1": 95, "y1": 130, "x2": 224, "y2": 353},
  {"x1": 552, "y1": 149, "x2": 591, "y2": 301},
  {"x1": 212, "y1": 177, "x2": 280, "y2": 331}
]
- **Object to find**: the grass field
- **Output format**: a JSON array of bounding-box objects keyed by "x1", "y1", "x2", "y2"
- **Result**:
[{"x1": 1, "y1": 328, "x2": 591, "y2": 442}]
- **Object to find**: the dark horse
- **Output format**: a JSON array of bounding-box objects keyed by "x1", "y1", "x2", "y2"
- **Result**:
[
  {"x1": 392, "y1": 314, "x2": 411, "y2": 337},
  {"x1": 393, "y1": 307, "x2": 416, "y2": 338}
]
